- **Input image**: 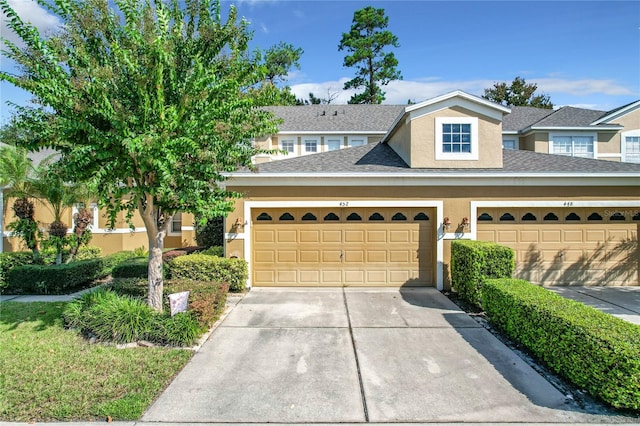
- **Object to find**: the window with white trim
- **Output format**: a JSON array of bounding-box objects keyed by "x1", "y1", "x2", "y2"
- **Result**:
[
  {"x1": 550, "y1": 134, "x2": 595, "y2": 158},
  {"x1": 302, "y1": 136, "x2": 319, "y2": 154},
  {"x1": 622, "y1": 130, "x2": 640, "y2": 163},
  {"x1": 348, "y1": 136, "x2": 366, "y2": 147},
  {"x1": 326, "y1": 137, "x2": 342, "y2": 151},
  {"x1": 279, "y1": 137, "x2": 296, "y2": 155},
  {"x1": 72, "y1": 203, "x2": 99, "y2": 231},
  {"x1": 435, "y1": 117, "x2": 479, "y2": 160},
  {"x1": 502, "y1": 139, "x2": 517, "y2": 150},
  {"x1": 170, "y1": 213, "x2": 182, "y2": 234}
]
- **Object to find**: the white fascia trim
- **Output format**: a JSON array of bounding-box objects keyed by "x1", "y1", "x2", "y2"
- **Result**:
[
  {"x1": 531, "y1": 126, "x2": 622, "y2": 131},
  {"x1": 95, "y1": 227, "x2": 147, "y2": 234},
  {"x1": 592, "y1": 101, "x2": 640, "y2": 125},
  {"x1": 409, "y1": 98, "x2": 507, "y2": 123},
  {"x1": 469, "y1": 200, "x2": 640, "y2": 241},
  {"x1": 243, "y1": 200, "x2": 444, "y2": 291},
  {"x1": 502, "y1": 130, "x2": 519, "y2": 135},
  {"x1": 227, "y1": 173, "x2": 640, "y2": 187},
  {"x1": 406, "y1": 90, "x2": 511, "y2": 116}
]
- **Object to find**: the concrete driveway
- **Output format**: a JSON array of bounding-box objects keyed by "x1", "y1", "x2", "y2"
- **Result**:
[{"x1": 142, "y1": 287, "x2": 628, "y2": 424}]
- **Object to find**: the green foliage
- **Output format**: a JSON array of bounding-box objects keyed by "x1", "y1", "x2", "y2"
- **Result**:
[
  {"x1": 170, "y1": 253, "x2": 248, "y2": 292},
  {"x1": 0, "y1": 251, "x2": 33, "y2": 290},
  {"x1": 450, "y1": 240, "x2": 514, "y2": 308},
  {"x1": 338, "y1": 6, "x2": 402, "y2": 104},
  {"x1": 0, "y1": 0, "x2": 281, "y2": 310},
  {"x1": 195, "y1": 216, "x2": 224, "y2": 248},
  {"x1": 483, "y1": 76, "x2": 553, "y2": 109},
  {"x1": 0, "y1": 139, "x2": 35, "y2": 198},
  {"x1": 65, "y1": 281, "x2": 228, "y2": 346},
  {"x1": 112, "y1": 257, "x2": 149, "y2": 279},
  {"x1": 101, "y1": 250, "x2": 142, "y2": 277},
  {"x1": 6, "y1": 258, "x2": 105, "y2": 294},
  {"x1": 482, "y1": 279, "x2": 640, "y2": 410},
  {"x1": 199, "y1": 246, "x2": 224, "y2": 257}
]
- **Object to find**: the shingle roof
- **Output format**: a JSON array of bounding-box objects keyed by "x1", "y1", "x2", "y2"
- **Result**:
[
  {"x1": 533, "y1": 106, "x2": 607, "y2": 127},
  {"x1": 247, "y1": 142, "x2": 640, "y2": 175},
  {"x1": 502, "y1": 107, "x2": 555, "y2": 132},
  {"x1": 264, "y1": 104, "x2": 405, "y2": 133}
]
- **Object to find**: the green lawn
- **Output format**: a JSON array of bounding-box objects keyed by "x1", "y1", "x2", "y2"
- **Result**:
[{"x1": 0, "y1": 302, "x2": 193, "y2": 422}]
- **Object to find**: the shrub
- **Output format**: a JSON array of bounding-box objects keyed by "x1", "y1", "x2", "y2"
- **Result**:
[
  {"x1": 0, "y1": 251, "x2": 34, "y2": 291},
  {"x1": 40, "y1": 246, "x2": 102, "y2": 264},
  {"x1": 110, "y1": 278, "x2": 229, "y2": 330},
  {"x1": 102, "y1": 250, "x2": 140, "y2": 277},
  {"x1": 112, "y1": 257, "x2": 148, "y2": 279},
  {"x1": 195, "y1": 216, "x2": 224, "y2": 248},
  {"x1": 199, "y1": 246, "x2": 223, "y2": 257},
  {"x1": 482, "y1": 278, "x2": 640, "y2": 410},
  {"x1": 170, "y1": 254, "x2": 247, "y2": 292},
  {"x1": 6, "y1": 258, "x2": 105, "y2": 294},
  {"x1": 450, "y1": 240, "x2": 514, "y2": 308}
]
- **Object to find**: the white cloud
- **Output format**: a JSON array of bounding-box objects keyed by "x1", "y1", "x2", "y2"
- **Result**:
[
  {"x1": 535, "y1": 78, "x2": 634, "y2": 96},
  {"x1": 1, "y1": 0, "x2": 60, "y2": 47}
]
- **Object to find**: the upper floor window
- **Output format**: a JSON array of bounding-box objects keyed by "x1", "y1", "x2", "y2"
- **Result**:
[
  {"x1": 348, "y1": 137, "x2": 366, "y2": 147},
  {"x1": 550, "y1": 134, "x2": 594, "y2": 159},
  {"x1": 280, "y1": 138, "x2": 296, "y2": 154},
  {"x1": 622, "y1": 131, "x2": 640, "y2": 164},
  {"x1": 326, "y1": 137, "x2": 342, "y2": 151},
  {"x1": 302, "y1": 137, "x2": 319, "y2": 154},
  {"x1": 502, "y1": 139, "x2": 517, "y2": 150},
  {"x1": 435, "y1": 117, "x2": 479, "y2": 161},
  {"x1": 170, "y1": 213, "x2": 182, "y2": 234}
]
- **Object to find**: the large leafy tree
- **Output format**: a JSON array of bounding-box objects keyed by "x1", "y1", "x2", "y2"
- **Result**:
[
  {"x1": 250, "y1": 42, "x2": 303, "y2": 106},
  {"x1": 0, "y1": 0, "x2": 279, "y2": 310},
  {"x1": 483, "y1": 76, "x2": 554, "y2": 109},
  {"x1": 338, "y1": 6, "x2": 402, "y2": 104}
]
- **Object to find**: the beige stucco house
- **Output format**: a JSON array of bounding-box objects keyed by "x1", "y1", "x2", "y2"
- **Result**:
[{"x1": 227, "y1": 91, "x2": 640, "y2": 290}]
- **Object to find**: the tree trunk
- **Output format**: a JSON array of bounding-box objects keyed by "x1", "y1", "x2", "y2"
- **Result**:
[{"x1": 138, "y1": 198, "x2": 168, "y2": 312}]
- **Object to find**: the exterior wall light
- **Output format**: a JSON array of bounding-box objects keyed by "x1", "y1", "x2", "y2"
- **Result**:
[
  {"x1": 461, "y1": 217, "x2": 470, "y2": 231},
  {"x1": 443, "y1": 216, "x2": 451, "y2": 231}
]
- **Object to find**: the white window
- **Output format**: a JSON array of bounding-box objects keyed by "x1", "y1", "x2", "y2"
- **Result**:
[
  {"x1": 622, "y1": 130, "x2": 640, "y2": 163},
  {"x1": 170, "y1": 213, "x2": 182, "y2": 235},
  {"x1": 348, "y1": 137, "x2": 366, "y2": 147},
  {"x1": 280, "y1": 137, "x2": 296, "y2": 155},
  {"x1": 302, "y1": 136, "x2": 319, "y2": 154},
  {"x1": 549, "y1": 134, "x2": 595, "y2": 158},
  {"x1": 71, "y1": 203, "x2": 100, "y2": 231},
  {"x1": 502, "y1": 139, "x2": 517, "y2": 150},
  {"x1": 326, "y1": 137, "x2": 342, "y2": 151},
  {"x1": 435, "y1": 117, "x2": 479, "y2": 161}
]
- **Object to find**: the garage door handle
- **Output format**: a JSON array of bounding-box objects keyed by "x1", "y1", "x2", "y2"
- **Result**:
[{"x1": 339, "y1": 251, "x2": 344, "y2": 261}]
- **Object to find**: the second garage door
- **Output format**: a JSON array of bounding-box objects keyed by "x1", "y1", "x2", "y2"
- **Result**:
[{"x1": 252, "y1": 208, "x2": 435, "y2": 287}]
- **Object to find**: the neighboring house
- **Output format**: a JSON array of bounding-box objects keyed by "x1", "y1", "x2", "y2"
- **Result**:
[
  {"x1": 255, "y1": 99, "x2": 640, "y2": 164},
  {"x1": 227, "y1": 91, "x2": 640, "y2": 290}
]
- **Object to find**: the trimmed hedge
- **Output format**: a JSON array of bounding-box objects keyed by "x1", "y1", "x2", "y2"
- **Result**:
[
  {"x1": 6, "y1": 258, "x2": 105, "y2": 294},
  {"x1": 0, "y1": 252, "x2": 33, "y2": 291},
  {"x1": 451, "y1": 240, "x2": 514, "y2": 308},
  {"x1": 112, "y1": 257, "x2": 148, "y2": 278},
  {"x1": 40, "y1": 246, "x2": 102, "y2": 264},
  {"x1": 482, "y1": 278, "x2": 640, "y2": 410},
  {"x1": 101, "y1": 250, "x2": 140, "y2": 277},
  {"x1": 170, "y1": 254, "x2": 247, "y2": 292}
]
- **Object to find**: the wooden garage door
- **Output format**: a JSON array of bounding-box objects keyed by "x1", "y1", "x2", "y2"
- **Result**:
[
  {"x1": 477, "y1": 208, "x2": 639, "y2": 286},
  {"x1": 252, "y1": 208, "x2": 435, "y2": 287}
]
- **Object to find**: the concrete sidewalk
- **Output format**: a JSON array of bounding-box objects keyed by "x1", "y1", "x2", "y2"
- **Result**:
[
  {"x1": 547, "y1": 286, "x2": 640, "y2": 325},
  {"x1": 139, "y1": 287, "x2": 631, "y2": 424}
]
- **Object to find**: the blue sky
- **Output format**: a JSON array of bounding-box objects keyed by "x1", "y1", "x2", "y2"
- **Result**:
[{"x1": 1, "y1": 0, "x2": 639, "y2": 124}]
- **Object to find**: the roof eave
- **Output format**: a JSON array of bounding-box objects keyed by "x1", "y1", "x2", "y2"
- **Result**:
[{"x1": 591, "y1": 100, "x2": 640, "y2": 125}]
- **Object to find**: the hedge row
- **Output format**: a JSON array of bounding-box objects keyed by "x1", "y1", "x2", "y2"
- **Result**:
[
  {"x1": 482, "y1": 278, "x2": 640, "y2": 410},
  {"x1": 6, "y1": 258, "x2": 106, "y2": 294},
  {"x1": 451, "y1": 240, "x2": 514, "y2": 308},
  {"x1": 170, "y1": 254, "x2": 248, "y2": 292},
  {"x1": 112, "y1": 257, "x2": 148, "y2": 278}
]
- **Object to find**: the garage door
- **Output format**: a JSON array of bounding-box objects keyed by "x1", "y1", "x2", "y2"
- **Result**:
[
  {"x1": 477, "y1": 207, "x2": 639, "y2": 286},
  {"x1": 252, "y1": 208, "x2": 435, "y2": 287}
]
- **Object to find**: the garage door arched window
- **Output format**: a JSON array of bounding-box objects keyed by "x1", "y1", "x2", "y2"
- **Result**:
[
  {"x1": 302, "y1": 213, "x2": 317, "y2": 221},
  {"x1": 521, "y1": 212, "x2": 537, "y2": 221},
  {"x1": 565, "y1": 212, "x2": 581, "y2": 221},
  {"x1": 324, "y1": 212, "x2": 340, "y2": 221},
  {"x1": 413, "y1": 212, "x2": 430, "y2": 221},
  {"x1": 609, "y1": 212, "x2": 626, "y2": 221},
  {"x1": 392, "y1": 212, "x2": 407, "y2": 221},
  {"x1": 634, "y1": 213, "x2": 640, "y2": 221},
  {"x1": 499, "y1": 213, "x2": 515, "y2": 221},
  {"x1": 588, "y1": 212, "x2": 603, "y2": 221},
  {"x1": 478, "y1": 213, "x2": 493, "y2": 221},
  {"x1": 369, "y1": 212, "x2": 385, "y2": 221},
  {"x1": 257, "y1": 212, "x2": 273, "y2": 221},
  {"x1": 543, "y1": 213, "x2": 559, "y2": 221},
  {"x1": 347, "y1": 212, "x2": 362, "y2": 221},
  {"x1": 279, "y1": 212, "x2": 295, "y2": 221}
]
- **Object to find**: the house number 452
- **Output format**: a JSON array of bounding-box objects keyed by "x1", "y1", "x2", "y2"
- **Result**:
[{"x1": 339, "y1": 201, "x2": 349, "y2": 207}]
